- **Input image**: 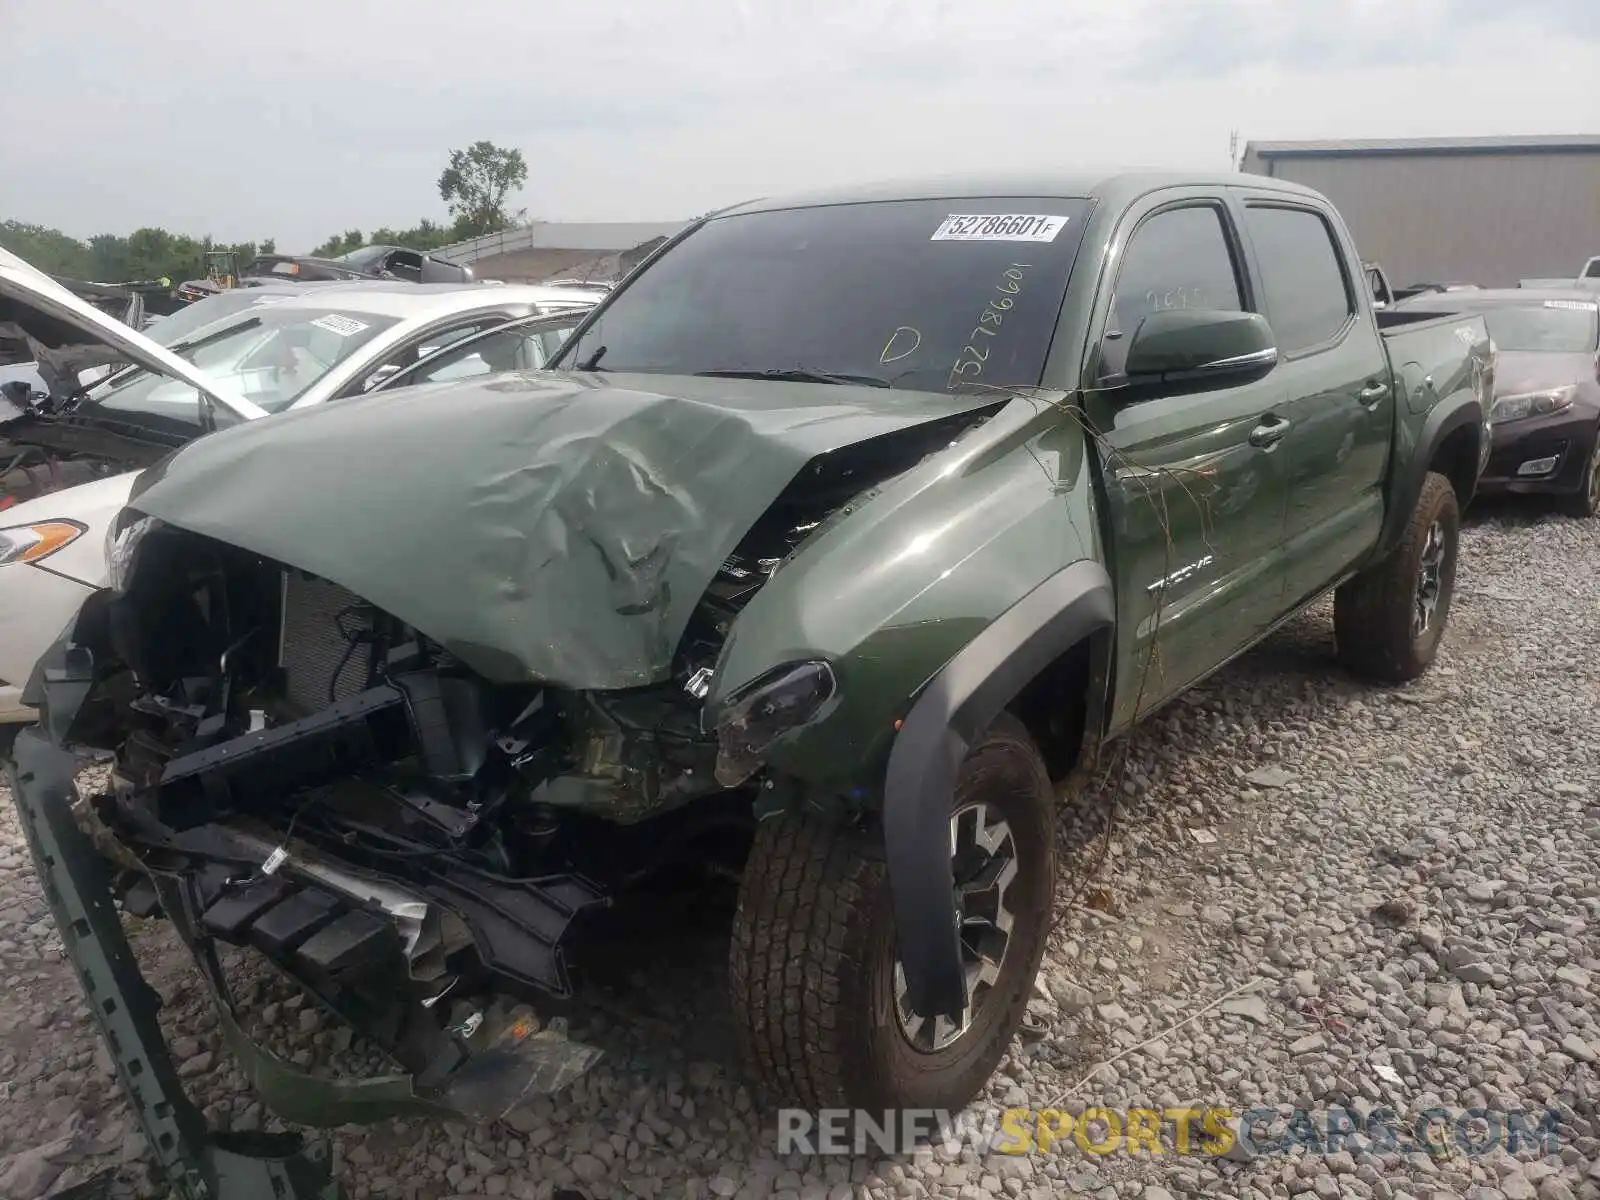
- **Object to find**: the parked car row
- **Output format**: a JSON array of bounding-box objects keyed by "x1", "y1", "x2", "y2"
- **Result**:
[{"x1": 175, "y1": 243, "x2": 482, "y2": 305}]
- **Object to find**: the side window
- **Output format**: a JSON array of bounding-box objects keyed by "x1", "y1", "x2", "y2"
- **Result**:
[
  {"x1": 412, "y1": 321, "x2": 500, "y2": 362},
  {"x1": 385, "y1": 251, "x2": 425, "y2": 283},
  {"x1": 1100, "y1": 205, "x2": 1243, "y2": 379},
  {"x1": 1243, "y1": 206, "x2": 1354, "y2": 354},
  {"x1": 407, "y1": 327, "x2": 539, "y2": 386},
  {"x1": 357, "y1": 319, "x2": 505, "y2": 391}
]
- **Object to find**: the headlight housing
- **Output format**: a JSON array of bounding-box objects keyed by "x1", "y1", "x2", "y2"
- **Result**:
[
  {"x1": 105, "y1": 513, "x2": 160, "y2": 593},
  {"x1": 711, "y1": 660, "x2": 839, "y2": 786},
  {"x1": 1489, "y1": 384, "x2": 1577, "y2": 425},
  {"x1": 0, "y1": 519, "x2": 87, "y2": 567}
]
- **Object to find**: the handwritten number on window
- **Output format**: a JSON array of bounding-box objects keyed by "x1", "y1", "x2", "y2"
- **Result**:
[{"x1": 949, "y1": 263, "x2": 1033, "y2": 387}]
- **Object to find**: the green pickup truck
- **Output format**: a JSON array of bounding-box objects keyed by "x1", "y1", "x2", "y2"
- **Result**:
[{"x1": 8, "y1": 172, "x2": 1494, "y2": 1170}]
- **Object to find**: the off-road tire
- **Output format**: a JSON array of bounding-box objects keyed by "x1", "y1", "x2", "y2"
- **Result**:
[
  {"x1": 728, "y1": 713, "x2": 1055, "y2": 1112},
  {"x1": 1334, "y1": 470, "x2": 1460, "y2": 683},
  {"x1": 1558, "y1": 435, "x2": 1600, "y2": 518}
]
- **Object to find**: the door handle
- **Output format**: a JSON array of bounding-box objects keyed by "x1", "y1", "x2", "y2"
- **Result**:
[
  {"x1": 1249, "y1": 415, "x2": 1291, "y2": 448},
  {"x1": 1358, "y1": 381, "x2": 1390, "y2": 406}
]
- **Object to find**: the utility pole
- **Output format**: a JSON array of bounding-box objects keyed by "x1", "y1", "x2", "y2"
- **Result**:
[{"x1": 1229, "y1": 129, "x2": 1240, "y2": 170}]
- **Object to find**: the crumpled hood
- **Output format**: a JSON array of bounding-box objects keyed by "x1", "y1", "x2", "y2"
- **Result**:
[{"x1": 126, "y1": 370, "x2": 1003, "y2": 689}]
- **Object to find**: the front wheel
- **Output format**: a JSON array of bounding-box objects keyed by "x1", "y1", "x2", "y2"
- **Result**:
[
  {"x1": 1558, "y1": 435, "x2": 1600, "y2": 518},
  {"x1": 1334, "y1": 470, "x2": 1460, "y2": 683},
  {"x1": 728, "y1": 713, "x2": 1055, "y2": 1113}
]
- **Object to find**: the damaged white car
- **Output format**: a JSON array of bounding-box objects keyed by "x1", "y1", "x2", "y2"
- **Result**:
[{"x1": 0, "y1": 248, "x2": 597, "y2": 736}]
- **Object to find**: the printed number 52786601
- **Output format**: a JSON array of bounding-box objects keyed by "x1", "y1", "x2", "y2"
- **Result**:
[{"x1": 931, "y1": 214, "x2": 1068, "y2": 243}]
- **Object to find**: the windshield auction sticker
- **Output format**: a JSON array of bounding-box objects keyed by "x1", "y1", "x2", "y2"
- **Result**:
[
  {"x1": 931, "y1": 214, "x2": 1070, "y2": 242},
  {"x1": 310, "y1": 314, "x2": 370, "y2": 337}
]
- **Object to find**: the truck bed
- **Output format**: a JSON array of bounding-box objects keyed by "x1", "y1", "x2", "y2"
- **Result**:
[{"x1": 1374, "y1": 307, "x2": 1493, "y2": 419}]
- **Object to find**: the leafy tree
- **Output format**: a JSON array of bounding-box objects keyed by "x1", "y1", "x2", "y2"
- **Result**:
[
  {"x1": 437, "y1": 141, "x2": 528, "y2": 238},
  {"x1": 0, "y1": 221, "x2": 93, "y2": 278},
  {"x1": 6, "y1": 138, "x2": 533, "y2": 284},
  {"x1": 368, "y1": 219, "x2": 456, "y2": 252},
  {"x1": 309, "y1": 229, "x2": 365, "y2": 258}
]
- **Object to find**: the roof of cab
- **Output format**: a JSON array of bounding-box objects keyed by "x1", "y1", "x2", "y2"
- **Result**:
[{"x1": 714, "y1": 170, "x2": 1326, "y2": 217}]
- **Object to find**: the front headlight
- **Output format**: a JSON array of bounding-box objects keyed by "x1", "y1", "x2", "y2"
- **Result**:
[
  {"x1": 1489, "y1": 384, "x2": 1577, "y2": 425},
  {"x1": 105, "y1": 513, "x2": 159, "y2": 593},
  {"x1": 0, "y1": 520, "x2": 87, "y2": 567},
  {"x1": 711, "y1": 660, "x2": 839, "y2": 786}
]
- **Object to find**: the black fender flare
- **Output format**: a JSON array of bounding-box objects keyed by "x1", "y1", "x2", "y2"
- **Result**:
[
  {"x1": 1374, "y1": 395, "x2": 1485, "y2": 562},
  {"x1": 881, "y1": 558, "x2": 1115, "y2": 1019}
]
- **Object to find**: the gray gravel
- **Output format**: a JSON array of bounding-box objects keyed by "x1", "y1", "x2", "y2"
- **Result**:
[{"x1": 1, "y1": 500, "x2": 1597, "y2": 1199}]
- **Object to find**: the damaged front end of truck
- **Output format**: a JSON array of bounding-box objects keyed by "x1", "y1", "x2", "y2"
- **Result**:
[{"x1": 4, "y1": 368, "x2": 1010, "y2": 1196}]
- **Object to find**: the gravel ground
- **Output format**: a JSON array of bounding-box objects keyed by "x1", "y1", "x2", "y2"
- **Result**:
[{"x1": 1, "y1": 499, "x2": 1597, "y2": 1200}]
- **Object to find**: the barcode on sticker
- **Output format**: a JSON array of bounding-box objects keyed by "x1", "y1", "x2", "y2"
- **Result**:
[
  {"x1": 310, "y1": 314, "x2": 369, "y2": 337},
  {"x1": 262, "y1": 846, "x2": 288, "y2": 875},
  {"x1": 931, "y1": 214, "x2": 1069, "y2": 243}
]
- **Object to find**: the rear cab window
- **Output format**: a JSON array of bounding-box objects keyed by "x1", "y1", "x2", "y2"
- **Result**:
[
  {"x1": 1241, "y1": 205, "x2": 1355, "y2": 354},
  {"x1": 553, "y1": 197, "x2": 1093, "y2": 396}
]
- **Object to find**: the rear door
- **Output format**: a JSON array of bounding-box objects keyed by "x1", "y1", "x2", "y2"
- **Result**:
[
  {"x1": 1082, "y1": 193, "x2": 1289, "y2": 726},
  {"x1": 1233, "y1": 195, "x2": 1393, "y2": 607}
]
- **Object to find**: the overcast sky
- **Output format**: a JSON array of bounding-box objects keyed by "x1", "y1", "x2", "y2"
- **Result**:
[{"x1": 6, "y1": 0, "x2": 1597, "y2": 249}]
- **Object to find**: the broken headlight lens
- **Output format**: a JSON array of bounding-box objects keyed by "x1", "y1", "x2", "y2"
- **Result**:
[
  {"x1": 105, "y1": 513, "x2": 159, "y2": 593},
  {"x1": 1489, "y1": 385, "x2": 1577, "y2": 425},
  {"x1": 0, "y1": 520, "x2": 87, "y2": 567},
  {"x1": 712, "y1": 660, "x2": 838, "y2": 786}
]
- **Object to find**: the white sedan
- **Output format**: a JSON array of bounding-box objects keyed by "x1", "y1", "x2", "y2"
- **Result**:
[{"x1": 0, "y1": 251, "x2": 598, "y2": 729}]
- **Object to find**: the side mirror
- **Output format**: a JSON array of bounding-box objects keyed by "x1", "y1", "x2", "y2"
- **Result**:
[{"x1": 1122, "y1": 309, "x2": 1278, "y2": 393}]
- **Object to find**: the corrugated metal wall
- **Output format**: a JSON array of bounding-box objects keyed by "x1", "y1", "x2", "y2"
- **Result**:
[{"x1": 1240, "y1": 149, "x2": 1600, "y2": 288}]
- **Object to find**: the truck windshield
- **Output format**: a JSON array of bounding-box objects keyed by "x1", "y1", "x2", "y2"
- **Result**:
[
  {"x1": 554, "y1": 197, "x2": 1092, "y2": 395},
  {"x1": 1472, "y1": 303, "x2": 1599, "y2": 353}
]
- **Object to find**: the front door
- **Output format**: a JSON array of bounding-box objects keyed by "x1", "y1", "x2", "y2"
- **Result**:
[
  {"x1": 1235, "y1": 198, "x2": 1393, "y2": 607},
  {"x1": 1082, "y1": 197, "x2": 1290, "y2": 730}
]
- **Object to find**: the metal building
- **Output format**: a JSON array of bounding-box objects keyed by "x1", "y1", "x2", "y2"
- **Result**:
[{"x1": 1239, "y1": 136, "x2": 1600, "y2": 289}]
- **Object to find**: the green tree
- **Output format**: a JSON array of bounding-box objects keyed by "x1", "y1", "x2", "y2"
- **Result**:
[
  {"x1": 0, "y1": 221, "x2": 94, "y2": 278},
  {"x1": 368, "y1": 218, "x2": 455, "y2": 252},
  {"x1": 310, "y1": 229, "x2": 365, "y2": 258},
  {"x1": 437, "y1": 141, "x2": 527, "y2": 238}
]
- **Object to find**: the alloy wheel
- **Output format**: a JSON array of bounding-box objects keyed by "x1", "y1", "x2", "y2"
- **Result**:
[
  {"x1": 1413, "y1": 519, "x2": 1448, "y2": 640},
  {"x1": 893, "y1": 801, "x2": 1019, "y2": 1053}
]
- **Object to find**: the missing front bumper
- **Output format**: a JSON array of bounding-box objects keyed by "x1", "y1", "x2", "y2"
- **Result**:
[{"x1": 4, "y1": 723, "x2": 607, "y2": 1200}]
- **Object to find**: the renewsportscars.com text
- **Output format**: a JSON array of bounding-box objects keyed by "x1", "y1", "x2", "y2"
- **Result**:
[{"x1": 777, "y1": 1105, "x2": 1564, "y2": 1159}]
